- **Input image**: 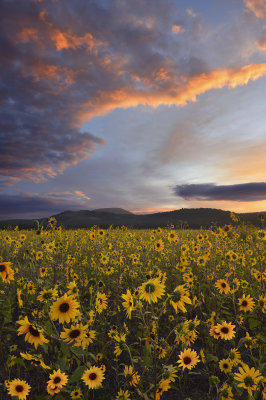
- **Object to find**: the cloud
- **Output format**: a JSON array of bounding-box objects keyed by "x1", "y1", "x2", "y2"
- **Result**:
[
  {"x1": 256, "y1": 36, "x2": 266, "y2": 50},
  {"x1": 244, "y1": 0, "x2": 266, "y2": 18},
  {"x1": 0, "y1": 191, "x2": 90, "y2": 220},
  {"x1": 172, "y1": 25, "x2": 182, "y2": 34},
  {"x1": 174, "y1": 182, "x2": 266, "y2": 201},
  {"x1": 77, "y1": 63, "x2": 266, "y2": 123},
  {"x1": 73, "y1": 190, "x2": 91, "y2": 201},
  {"x1": 1, "y1": 0, "x2": 266, "y2": 187}
]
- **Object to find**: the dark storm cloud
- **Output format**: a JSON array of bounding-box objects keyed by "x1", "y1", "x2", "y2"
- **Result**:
[
  {"x1": 0, "y1": 192, "x2": 88, "y2": 219},
  {"x1": 1, "y1": 0, "x2": 266, "y2": 186},
  {"x1": 174, "y1": 182, "x2": 266, "y2": 201}
]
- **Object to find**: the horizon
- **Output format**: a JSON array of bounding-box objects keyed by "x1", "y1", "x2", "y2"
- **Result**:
[
  {"x1": 0, "y1": 205, "x2": 265, "y2": 222},
  {"x1": 1, "y1": 0, "x2": 266, "y2": 219}
]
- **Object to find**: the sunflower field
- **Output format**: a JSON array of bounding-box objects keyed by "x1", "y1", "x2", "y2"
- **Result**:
[{"x1": 0, "y1": 216, "x2": 265, "y2": 400}]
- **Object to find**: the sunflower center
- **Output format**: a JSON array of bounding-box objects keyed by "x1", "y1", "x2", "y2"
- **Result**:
[
  {"x1": 183, "y1": 356, "x2": 192, "y2": 365},
  {"x1": 33, "y1": 360, "x2": 41, "y2": 365},
  {"x1": 223, "y1": 363, "x2": 228, "y2": 369},
  {"x1": 0, "y1": 265, "x2": 6, "y2": 272},
  {"x1": 221, "y1": 283, "x2": 226, "y2": 288},
  {"x1": 171, "y1": 290, "x2": 181, "y2": 302},
  {"x1": 69, "y1": 329, "x2": 81, "y2": 339},
  {"x1": 59, "y1": 302, "x2": 70, "y2": 313},
  {"x1": 15, "y1": 385, "x2": 24, "y2": 392},
  {"x1": 89, "y1": 373, "x2": 97, "y2": 380},
  {"x1": 145, "y1": 283, "x2": 155, "y2": 293},
  {"x1": 29, "y1": 325, "x2": 40, "y2": 337},
  {"x1": 241, "y1": 300, "x2": 248, "y2": 307},
  {"x1": 43, "y1": 292, "x2": 52, "y2": 300},
  {"x1": 244, "y1": 376, "x2": 254, "y2": 387},
  {"x1": 53, "y1": 377, "x2": 61, "y2": 384},
  {"x1": 221, "y1": 327, "x2": 229, "y2": 334}
]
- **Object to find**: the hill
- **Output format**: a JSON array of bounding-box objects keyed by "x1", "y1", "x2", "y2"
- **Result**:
[{"x1": 0, "y1": 208, "x2": 264, "y2": 229}]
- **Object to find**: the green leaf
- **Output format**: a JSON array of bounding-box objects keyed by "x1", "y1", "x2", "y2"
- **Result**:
[
  {"x1": 60, "y1": 342, "x2": 70, "y2": 357},
  {"x1": 248, "y1": 318, "x2": 261, "y2": 330},
  {"x1": 57, "y1": 356, "x2": 68, "y2": 370},
  {"x1": 69, "y1": 365, "x2": 87, "y2": 383}
]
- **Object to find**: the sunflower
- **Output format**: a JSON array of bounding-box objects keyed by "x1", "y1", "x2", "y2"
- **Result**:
[
  {"x1": 234, "y1": 364, "x2": 262, "y2": 396},
  {"x1": 168, "y1": 231, "x2": 177, "y2": 242},
  {"x1": 155, "y1": 345, "x2": 167, "y2": 359},
  {"x1": 37, "y1": 288, "x2": 58, "y2": 302},
  {"x1": 155, "y1": 379, "x2": 171, "y2": 400},
  {"x1": 244, "y1": 332, "x2": 257, "y2": 348},
  {"x1": 40, "y1": 267, "x2": 48, "y2": 278},
  {"x1": 124, "y1": 365, "x2": 140, "y2": 387},
  {"x1": 50, "y1": 294, "x2": 79, "y2": 323},
  {"x1": 215, "y1": 279, "x2": 230, "y2": 294},
  {"x1": 162, "y1": 365, "x2": 178, "y2": 382},
  {"x1": 47, "y1": 369, "x2": 68, "y2": 390},
  {"x1": 228, "y1": 348, "x2": 241, "y2": 366},
  {"x1": 219, "y1": 358, "x2": 233, "y2": 373},
  {"x1": 47, "y1": 384, "x2": 60, "y2": 395},
  {"x1": 257, "y1": 230, "x2": 266, "y2": 240},
  {"x1": 0, "y1": 262, "x2": 14, "y2": 283},
  {"x1": 177, "y1": 348, "x2": 200, "y2": 370},
  {"x1": 36, "y1": 252, "x2": 44, "y2": 261},
  {"x1": 209, "y1": 325, "x2": 220, "y2": 339},
  {"x1": 7, "y1": 379, "x2": 31, "y2": 399},
  {"x1": 20, "y1": 352, "x2": 50, "y2": 369},
  {"x1": 121, "y1": 289, "x2": 135, "y2": 319},
  {"x1": 60, "y1": 323, "x2": 87, "y2": 344},
  {"x1": 70, "y1": 388, "x2": 82, "y2": 399},
  {"x1": 259, "y1": 295, "x2": 266, "y2": 313},
  {"x1": 169, "y1": 285, "x2": 192, "y2": 313},
  {"x1": 219, "y1": 383, "x2": 233, "y2": 400},
  {"x1": 116, "y1": 389, "x2": 131, "y2": 400},
  {"x1": 216, "y1": 321, "x2": 236, "y2": 340},
  {"x1": 95, "y1": 292, "x2": 108, "y2": 313},
  {"x1": 230, "y1": 278, "x2": 240, "y2": 293},
  {"x1": 82, "y1": 366, "x2": 105, "y2": 389},
  {"x1": 17, "y1": 289, "x2": 23, "y2": 308},
  {"x1": 154, "y1": 239, "x2": 164, "y2": 252},
  {"x1": 238, "y1": 294, "x2": 255, "y2": 312},
  {"x1": 17, "y1": 316, "x2": 49, "y2": 349},
  {"x1": 139, "y1": 278, "x2": 165, "y2": 304},
  {"x1": 79, "y1": 329, "x2": 96, "y2": 349}
]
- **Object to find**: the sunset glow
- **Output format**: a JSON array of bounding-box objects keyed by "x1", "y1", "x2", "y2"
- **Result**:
[{"x1": 1, "y1": 0, "x2": 266, "y2": 219}]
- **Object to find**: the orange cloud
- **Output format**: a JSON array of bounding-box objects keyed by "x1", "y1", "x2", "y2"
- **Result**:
[
  {"x1": 39, "y1": 10, "x2": 106, "y2": 53},
  {"x1": 77, "y1": 63, "x2": 266, "y2": 123},
  {"x1": 18, "y1": 28, "x2": 39, "y2": 43},
  {"x1": 73, "y1": 190, "x2": 91, "y2": 201},
  {"x1": 256, "y1": 36, "x2": 266, "y2": 50},
  {"x1": 244, "y1": 0, "x2": 266, "y2": 18},
  {"x1": 172, "y1": 25, "x2": 182, "y2": 34},
  {"x1": 26, "y1": 64, "x2": 75, "y2": 86}
]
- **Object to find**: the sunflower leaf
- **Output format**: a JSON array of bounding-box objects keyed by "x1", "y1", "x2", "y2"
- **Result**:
[{"x1": 69, "y1": 365, "x2": 87, "y2": 383}]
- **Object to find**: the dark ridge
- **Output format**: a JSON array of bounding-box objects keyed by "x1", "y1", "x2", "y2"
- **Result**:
[{"x1": 0, "y1": 208, "x2": 265, "y2": 229}]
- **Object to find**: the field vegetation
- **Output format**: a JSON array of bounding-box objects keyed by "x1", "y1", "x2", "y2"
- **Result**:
[{"x1": 0, "y1": 214, "x2": 265, "y2": 399}]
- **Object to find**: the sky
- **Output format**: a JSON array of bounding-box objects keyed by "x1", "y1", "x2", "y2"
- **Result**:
[{"x1": 1, "y1": 0, "x2": 266, "y2": 219}]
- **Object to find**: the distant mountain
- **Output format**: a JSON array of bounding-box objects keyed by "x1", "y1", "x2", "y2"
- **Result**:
[
  {"x1": 0, "y1": 208, "x2": 264, "y2": 229},
  {"x1": 92, "y1": 208, "x2": 133, "y2": 215}
]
